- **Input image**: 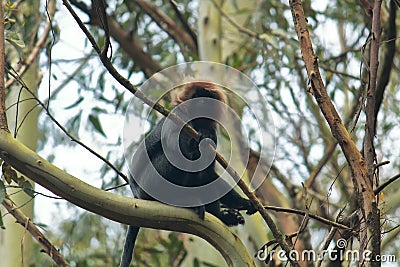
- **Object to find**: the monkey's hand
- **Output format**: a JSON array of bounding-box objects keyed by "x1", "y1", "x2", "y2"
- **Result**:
[
  {"x1": 246, "y1": 204, "x2": 258, "y2": 215},
  {"x1": 218, "y1": 208, "x2": 245, "y2": 226}
]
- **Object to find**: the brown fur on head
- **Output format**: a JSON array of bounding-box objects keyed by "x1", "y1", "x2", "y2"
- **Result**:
[
  {"x1": 173, "y1": 81, "x2": 225, "y2": 105},
  {"x1": 172, "y1": 81, "x2": 226, "y2": 127}
]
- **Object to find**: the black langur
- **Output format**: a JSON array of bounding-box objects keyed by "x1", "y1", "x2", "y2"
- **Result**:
[{"x1": 120, "y1": 82, "x2": 256, "y2": 267}]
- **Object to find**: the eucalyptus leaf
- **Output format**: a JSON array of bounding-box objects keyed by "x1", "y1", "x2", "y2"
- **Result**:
[{"x1": 88, "y1": 114, "x2": 107, "y2": 137}]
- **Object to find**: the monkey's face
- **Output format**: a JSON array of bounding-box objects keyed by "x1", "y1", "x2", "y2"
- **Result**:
[
  {"x1": 181, "y1": 98, "x2": 224, "y2": 130},
  {"x1": 172, "y1": 82, "x2": 226, "y2": 129}
]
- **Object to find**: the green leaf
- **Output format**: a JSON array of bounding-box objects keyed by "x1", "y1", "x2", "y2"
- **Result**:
[
  {"x1": 88, "y1": 114, "x2": 107, "y2": 137},
  {"x1": 2, "y1": 162, "x2": 17, "y2": 184},
  {"x1": 92, "y1": 107, "x2": 108, "y2": 114},
  {"x1": 64, "y1": 97, "x2": 84, "y2": 109},
  {"x1": 67, "y1": 111, "x2": 82, "y2": 138}
]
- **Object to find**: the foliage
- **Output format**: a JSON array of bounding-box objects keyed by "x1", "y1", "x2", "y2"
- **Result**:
[{"x1": 2, "y1": 0, "x2": 400, "y2": 266}]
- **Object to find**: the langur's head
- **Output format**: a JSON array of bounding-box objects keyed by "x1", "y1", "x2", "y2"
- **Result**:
[
  {"x1": 173, "y1": 82, "x2": 226, "y2": 124},
  {"x1": 174, "y1": 81, "x2": 225, "y2": 104}
]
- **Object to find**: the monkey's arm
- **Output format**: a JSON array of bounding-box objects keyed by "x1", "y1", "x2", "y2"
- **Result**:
[
  {"x1": 215, "y1": 176, "x2": 257, "y2": 215},
  {"x1": 220, "y1": 188, "x2": 257, "y2": 215}
]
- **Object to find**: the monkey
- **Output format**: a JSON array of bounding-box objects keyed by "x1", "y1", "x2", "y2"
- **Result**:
[{"x1": 120, "y1": 82, "x2": 256, "y2": 267}]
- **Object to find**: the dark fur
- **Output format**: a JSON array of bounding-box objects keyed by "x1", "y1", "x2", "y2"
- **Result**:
[{"x1": 120, "y1": 82, "x2": 255, "y2": 267}]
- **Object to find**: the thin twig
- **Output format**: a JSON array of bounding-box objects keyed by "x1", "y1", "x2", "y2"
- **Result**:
[
  {"x1": 2, "y1": 198, "x2": 71, "y2": 266},
  {"x1": 6, "y1": 185, "x2": 63, "y2": 199},
  {"x1": 289, "y1": 0, "x2": 378, "y2": 260},
  {"x1": 375, "y1": 160, "x2": 390, "y2": 169},
  {"x1": 45, "y1": 0, "x2": 56, "y2": 110},
  {"x1": 319, "y1": 64, "x2": 361, "y2": 80},
  {"x1": 70, "y1": 0, "x2": 161, "y2": 78},
  {"x1": 263, "y1": 205, "x2": 351, "y2": 230},
  {"x1": 7, "y1": 71, "x2": 129, "y2": 183}
]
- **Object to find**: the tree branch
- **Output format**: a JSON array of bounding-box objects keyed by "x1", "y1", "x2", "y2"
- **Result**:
[
  {"x1": 62, "y1": 1, "x2": 298, "y2": 264},
  {"x1": 263, "y1": 205, "x2": 351, "y2": 230},
  {"x1": 0, "y1": 130, "x2": 255, "y2": 267},
  {"x1": 5, "y1": 0, "x2": 56, "y2": 90},
  {"x1": 362, "y1": 1, "x2": 382, "y2": 262},
  {"x1": 288, "y1": 0, "x2": 379, "y2": 264},
  {"x1": 363, "y1": 0, "x2": 382, "y2": 185},
  {"x1": 168, "y1": 0, "x2": 197, "y2": 47},
  {"x1": 2, "y1": 198, "x2": 70, "y2": 266}
]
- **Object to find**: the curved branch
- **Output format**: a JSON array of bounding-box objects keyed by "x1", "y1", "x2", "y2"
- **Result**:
[
  {"x1": 6, "y1": 71, "x2": 129, "y2": 183},
  {"x1": 0, "y1": 130, "x2": 255, "y2": 267},
  {"x1": 168, "y1": 0, "x2": 197, "y2": 46}
]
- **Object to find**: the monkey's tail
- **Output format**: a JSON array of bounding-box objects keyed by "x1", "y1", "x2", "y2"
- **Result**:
[{"x1": 119, "y1": 226, "x2": 140, "y2": 267}]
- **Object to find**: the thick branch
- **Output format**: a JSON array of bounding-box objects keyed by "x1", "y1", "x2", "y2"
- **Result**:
[
  {"x1": 288, "y1": 0, "x2": 375, "y2": 207},
  {"x1": 0, "y1": 130, "x2": 255, "y2": 267},
  {"x1": 264, "y1": 205, "x2": 351, "y2": 230},
  {"x1": 363, "y1": 1, "x2": 383, "y2": 263},
  {"x1": 288, "y1": 1, "x2": 379, "y2": 263},
  {"x1": 363, "y1": 0, "x2": 382, "y2": 184}
]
